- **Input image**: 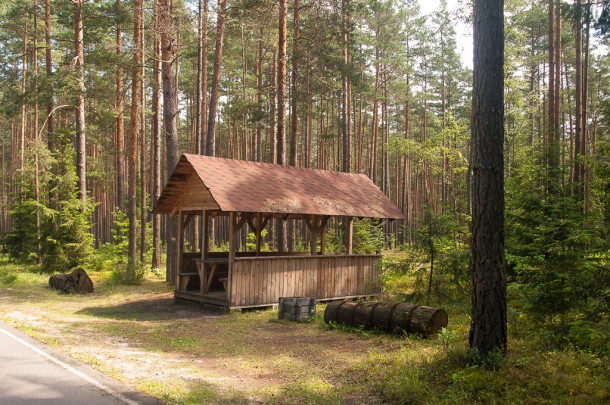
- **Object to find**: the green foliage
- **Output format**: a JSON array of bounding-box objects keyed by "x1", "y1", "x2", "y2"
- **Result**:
[
  {"x1": 567, "y1": 320, "x2": 610, "y2": 356},
  {"x1": 246, "y1": 230, "x2": 270, "y2": 252},
  {"x1": 96, "y1": 209, "x2": 144, "y2": 285},
  {"x1": 3, "y1": 132, "x2": 93, "y2": 274},
  {"x1": 387, "y1": 203, "x2": 470, "y2": 304},
  {"x1": 506, "y1": 154, "x2": 609, "y2": 319},
  {"x1": 325, "y1": 218, "x2": 384, "y2": 255}
]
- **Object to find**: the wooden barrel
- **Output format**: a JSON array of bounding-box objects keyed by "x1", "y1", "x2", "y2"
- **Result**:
[
  {"x1": 390, "y1": 303, "x2": 419, "y2": 333},
  {"x1": 337, "y1": 301, "x2": 358, "y2": 325},
  {"x1": 410, "y1": 305, "x2": 448, "y2": 336},
  {"x1": 324, "y1": 301, "x2": 344, "y2": 324},
  {"x1": 372, "y1": 302, "x2": 399, "y2": 331},
  {"x1": 353, "y1": 302, "x2": 379, "y2": 328}
]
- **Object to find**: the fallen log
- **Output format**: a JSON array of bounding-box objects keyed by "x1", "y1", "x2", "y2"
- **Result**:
[
  {"x1": 372, "y1": 302, "x2": 400, "y2": 331},
  {"x1": 353, "y1": 301, "x2": 379, "y2": 328},
  {"x1": 324, "y1": 300, "x2": 448, "y2": 336},
  {"x1": 409, "y1": 305, "x2": 448, "y2": 336},
  {"x1": 323, "y1": 301, "x2": 343, "y2": 324},
  {"x1": 49, "y1": 267, "x2": 94, "y2": 294},
  {"x1": 390, "y1": 303, "x2": 419, "y2": 333}
]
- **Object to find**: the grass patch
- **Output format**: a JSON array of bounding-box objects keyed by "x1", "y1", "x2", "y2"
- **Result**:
[{"x1": 0, "y1": 253, "x2": 607, "y2": 404}]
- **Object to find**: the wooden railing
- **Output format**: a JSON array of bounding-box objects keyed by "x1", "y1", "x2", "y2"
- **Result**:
[{"x1": 229, "y1": 255, "x2": 382, "y2": 307}]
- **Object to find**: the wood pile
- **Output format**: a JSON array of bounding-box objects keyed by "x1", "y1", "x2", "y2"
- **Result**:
[
  {"x1": 49, "y1": 267, "x2": 94, "y2": 294},
  {"x1": 324, "y1": 300, "x2": 447, "y2": 336}
]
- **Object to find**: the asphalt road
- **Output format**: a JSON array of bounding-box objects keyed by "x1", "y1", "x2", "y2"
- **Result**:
[{"x1": 0, "y1": 322, "x2": 162, "y2": 405}]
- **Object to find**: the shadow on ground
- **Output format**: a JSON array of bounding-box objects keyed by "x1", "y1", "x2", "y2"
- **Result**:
[{"x1": 76, "y1": 297, "x2": 228, "y2": 322}]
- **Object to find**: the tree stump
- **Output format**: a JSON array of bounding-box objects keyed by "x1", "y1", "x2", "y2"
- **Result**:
[
  {"x1": 353, "y1": 301, "x2": 379, "y2": 328},
  {"x1": 49, "y1": 267, "x2": 93, "y2": 294},
  {"x1": 390, "y1": 303, "x2": 419, "y2": 333},
  {"x1": 409, "y1": 305, "x2": 448, "y2": 336}
]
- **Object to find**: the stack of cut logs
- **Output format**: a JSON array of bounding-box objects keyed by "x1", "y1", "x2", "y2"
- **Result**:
[{"x1": 324, "y1": 301, "x2": 448, "y2": 336}]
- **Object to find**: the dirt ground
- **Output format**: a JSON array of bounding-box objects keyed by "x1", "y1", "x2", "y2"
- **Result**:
[{"x1": 0, "y1": 277, "x2": 398, "y2": 404}]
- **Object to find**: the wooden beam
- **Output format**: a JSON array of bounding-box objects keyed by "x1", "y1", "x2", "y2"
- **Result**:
[
  {"x1": 260, "y1": 216, "x2": 270, "y2": 231},
  {"x1": 235, "y1": 212, "x2": 253, "y2": 234},
  {"x1": 182, "y1": 212, "x2": 196, "y2": 230}
]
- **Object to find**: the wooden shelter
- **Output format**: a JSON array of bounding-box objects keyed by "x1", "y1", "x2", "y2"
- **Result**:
[{"x1": 153, "y1": 154, "x2": 405, "y2": 310}]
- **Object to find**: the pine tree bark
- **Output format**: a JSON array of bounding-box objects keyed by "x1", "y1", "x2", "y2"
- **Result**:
[
  {"x1": 45, "y1": 0, "x2": 53, "y2": 151},
  {"x1": 276, "y1": 0, "x2": 287, "y2": 252},
  {"x1": 139, "y1": 0, "x2": 146, "y2": 264},
  {"x1": 74, "y1": 0, "x2": 87, "y2": 209},
  {"x1": 151, "y1": 0, "x2": 162, "y2": 269},
  {"x1": 34, "y1": 0, "x2": 41, "y2": 263},
  {"x1": 160, "y1": 0, "x2": 179, "y2": 282},
  {"x1": 289, "y1": 0, "x2": 299, "y2": 167},
  {"x1": 201, "y1": 0, "x2": 209, "y2": 155},
  {"x1": 116, "y1": 0, "x2": 125, "y2": 212},
  {"x1": 574, "y1": 0, "x2": 582, "y2": 192},
  {"x1": 469, "y1": 0, "x2": 507, "y2": 360},
  {"x1": 128, "y1": 0, "x2": 142, "y2": 270},
  {"x1": 206, "y1": 0, "x2": 227, "y2": 155}
]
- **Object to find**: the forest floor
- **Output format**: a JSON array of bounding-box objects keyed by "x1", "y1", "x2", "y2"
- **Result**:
[{"x1": 0, "y1": 256, "x2": 608, "y2": 404}]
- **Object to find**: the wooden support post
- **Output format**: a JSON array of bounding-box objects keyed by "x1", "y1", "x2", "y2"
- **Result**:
[
  {"x1": 202, "y1": 209, "x2": 208, "y2": 260},
  {"x1": 228, "y1": 212, "x2": 236, "y2": 303},
  {"x1": 200, "y1": 209, "x2": 206, "y2": 296},
  {"x1": 346, "y1": 216, "x2": 353, "y2": 255},
  {"x1": 320, "y1": 216, "x2": 329, "y2": 255},
  {"x1": 255, "y1": 213, "x2": 262, "y2": 256},
  {"x1": 176, "y1": 210, "x2": 184, "y2": 289},
  {"x1": 310, "y1": 215, "x2": 317, "y2": 255},
  {"x1": 320, "y1": 225, "x2": 326, "y2": 255}
]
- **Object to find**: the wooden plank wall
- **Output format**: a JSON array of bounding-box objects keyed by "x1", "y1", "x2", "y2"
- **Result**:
[{"x1": 229, "y1": 255, "x2": 382, "y2": 307}]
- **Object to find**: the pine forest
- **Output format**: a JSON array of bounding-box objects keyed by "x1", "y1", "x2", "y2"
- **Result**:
[{"x1": 0, "y1": 0, "x2": 609, "y2": 400}]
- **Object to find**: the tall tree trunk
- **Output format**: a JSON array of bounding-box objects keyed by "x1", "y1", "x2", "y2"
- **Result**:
[
  {"x1": 128, "y1": 0, "x2": 142, "y2": 270},
  {"x1": 45, "y1": 0, "x2": 53, "y2": 151},
  {"x1": 201, "y1": 0, "x2": 209, "y2": 155},
  {"x1": 287, "y1": 0, "x2": 300, "y2": 252},
  {"x1": 75, "y1": 0, "x2": 87, "y2": 209},
  {"x1": 195, "y1": 0, "x2": 204, "y2": 155},
  {"x1": 370, "y1": 45, "x2": 380, "y2": 184},
  {"x1": 255, "y1": 30, "x2": 263, "y2": 162},
  {"x1": 20, "y1": 19, "x2": 27, "y2": 179},
  {"x1": 270, "y1": 49, "x2": 277, "y2": 164},
  {"x1": 116, "y1": 0, "x2": 125, "y2": 212},
  {"x1": 34, "y1": 0, "x2": 41, "y2": 263},
  {"x1": 341, "y1": 0, "x2": 350, "y2": 173},
  {"x1": 151, "y1": 0, "x2": 162, "y2": 269},
  {"x1": 276, "y1": 0, "x2": 287, "y2": 252},
  {"x1": 469, "y1": 0, "x2": 507, "y2": 360},
  {"x1": 160, "y1": 0, "x2": 179, "y2": 282},
  {"x1": 139, "y1": 0, "x2": 147, "y2": 264},
  {"x1": 289, "y1": 0, "x2": 299, "y2": 167},
  {"x1": 206, "y1": 0, "x2": 227, "y2": 155},
  {"x1": 574, "y1": 0, "x2": 582, "y2": 193}
]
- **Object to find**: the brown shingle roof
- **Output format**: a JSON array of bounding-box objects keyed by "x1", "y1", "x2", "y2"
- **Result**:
[{"x1": 153, "y1": 154, "x2": 405, "y2": 219}]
